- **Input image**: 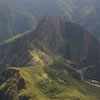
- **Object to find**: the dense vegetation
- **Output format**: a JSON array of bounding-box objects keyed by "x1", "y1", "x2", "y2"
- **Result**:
[
  {"x1": 0, "y1": 16, "x2": 100, "y2": 100},
  {"x1": 0, "y1": 62, "x2": 100, "y2": 100}
]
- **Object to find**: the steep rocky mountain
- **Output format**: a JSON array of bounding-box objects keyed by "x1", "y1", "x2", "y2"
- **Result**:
[
  {"x1": 0, "y1": 0, "x2": 100, "y2": 99},
  {"x1": 0, "y1": 0, "x2": 74, "y2": 42},
  {"x1": 1, "y1": 16, "x2": 100, "y2": 68},
  {"x1": 0, "y1": 0, "x2": 100, "y2": 42},
  {"x1": 0, "y1": 16, "x2": 100, "y2": 71},
  {"x1": 12, "y1": 0, "x2": 100, "y2": 38},
  {"x1": 0, "y1": 16, "x2": 100, "y2": 100}
]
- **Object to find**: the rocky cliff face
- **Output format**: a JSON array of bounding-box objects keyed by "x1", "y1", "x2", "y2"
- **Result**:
[
  {"x1": 0, "y1": 16, "x2": 100, "y2": 100},
  {"x1": 33, "y1": 16, "x2": 100, "y2": 66},
  {"x1": 0, "y1": 16, "x2": 100, "y2": 69},
  {"x1": 0, "y1": 68, "x2": 29, "y2": 100}
]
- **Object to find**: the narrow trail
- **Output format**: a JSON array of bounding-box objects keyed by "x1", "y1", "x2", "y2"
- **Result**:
[{"x1": 86, "y1": 81, "x2": 100, "y2": 88}]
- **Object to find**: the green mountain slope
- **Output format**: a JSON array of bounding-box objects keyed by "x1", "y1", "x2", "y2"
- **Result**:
[
  {"x1": 0, "y1": 62, "x2": 100, "y2": 100},
  {"x1": 0, "y1": 16, "x2": 100, "y2": 100}
]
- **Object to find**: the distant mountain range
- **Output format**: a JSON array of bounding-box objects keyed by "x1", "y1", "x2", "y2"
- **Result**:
[
  {"x1": 0, "y1": 0, "x2": 100, "y2": 42},
  {"x1": 0, "y1": 0, "x2": 37, "y2": 42}
]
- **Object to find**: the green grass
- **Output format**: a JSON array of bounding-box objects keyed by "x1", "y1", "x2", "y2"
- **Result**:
[{"x1": 0, "y1": 61, "x2": 100, "y2": 100}]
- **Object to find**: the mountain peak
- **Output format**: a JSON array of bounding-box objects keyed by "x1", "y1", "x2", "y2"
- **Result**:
[
  {"x1": 38, "y1": 16, "x2": 61, "y2": 27},
  {"x1": 32, "y1": 17, "x2": 100, "y2": 67},
  {"x1": 0, "y1": 16, "x2": 100, "y2": 69},
  {"x1": 42, "y1": 16, "x2": 58, "y2": 21}
]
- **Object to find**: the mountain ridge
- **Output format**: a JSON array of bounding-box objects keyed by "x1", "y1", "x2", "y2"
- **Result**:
[
  {"x1": 0, "y1": 16, "x2": 100, "y2": 68},
  {"x1": 0, "y1": 16, "x2": 100, "y2": 100}
]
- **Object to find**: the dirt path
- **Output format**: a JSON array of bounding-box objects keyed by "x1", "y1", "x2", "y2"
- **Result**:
[{"x1": 86, "y1": 81, "x2": 100, "y2": 88}]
